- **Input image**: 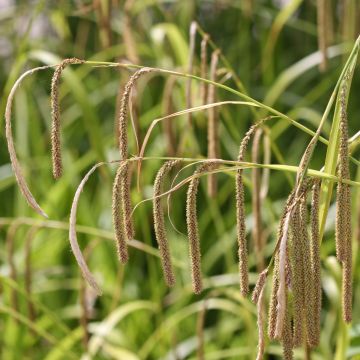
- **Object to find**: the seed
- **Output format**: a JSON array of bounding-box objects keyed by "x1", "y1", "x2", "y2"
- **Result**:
[
  {"x1": 51, "y1": 58, "x2": 84, "y2": 179},
  {"x1": 153, "y1": 160, "x2": 181, "y2": 287}
]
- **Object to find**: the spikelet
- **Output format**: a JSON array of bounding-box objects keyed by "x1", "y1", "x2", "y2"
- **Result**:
[
  {"x1": 112, "y1": 162, "x2": 130, "y2": 263},
  {"x1": 51, "y1": 58, "x2": 84, "y2": 179},
  {"x1": 153, "y1": 160, "x2": 181, "y2": 287},
  {"x1": 207, "y1": 50, "x2": 220, "y2": 197},
  {"x1": 316, "y1": 0, "x2": 327, "y2": 71},
  {"x1": 200, "y1": 34, "x2": 209, "y2": 104},
  {"x1": 186, "y1": 161, "x2": 217, "y2": 294},
  {"x1": 282, "y1": 290, "x2": 293, "y2": 360},
  {"x1": 252, "y1": 128, "x2": 264, "y2": 271},
  {"x1": 308, "y1": 179, "x2": 322, "y2": 347},
  {"x1": 186, "y1": 22, "x2": 197, "y2": 125},
  {"x1": 335, "y1": 83, "x2": 352, "y2": 263}
]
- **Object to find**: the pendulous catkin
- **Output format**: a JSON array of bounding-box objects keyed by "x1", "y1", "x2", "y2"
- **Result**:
[
  {"x1": 153, "y1": 160, "x2": 181, "y2": 287},
  {"x1": 252, "y1": 269, "x2": 268, "y2": 304},
  {"x1": 268, "y1": 252, "x2": 279, "y2": 340},
  {"x1": 308, "y1": 179, "x2": 322, "y2": 347},
  {"x1": 117, "y1": 67, "x2": 152, "y2": 241},
  {"x1": 335, "y1": 83, "x2": 352, "y2": 263},
  {"x1": 186, "y1": 161, "x2": 217, "y2": 294},
  {"x1": 236, "y1": 122, "x2": 265, "y2": 296},
  {"x1": 256, "y1": 284, "x2": 266, "y2": 360},
  {"x1": 289, "y1": 203, "x2": 305, "y2": 347},
  {"x1": 252, "y1": 128, "x2": 264, "y2": 271},
  {"x1": 112, "y1": 162, "x2": 130, "y2": 263},
  {"x1": 51, "y1": 58, "x2": 84, "y2": 179},
  {"x1": 207, "y1": 50, "x2": 220, "y2": 198}
]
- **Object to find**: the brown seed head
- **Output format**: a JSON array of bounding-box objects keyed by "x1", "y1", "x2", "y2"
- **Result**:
[
  {"x1": 51, "y1": 58, "x2": 84, "y2": 179},
  {"x1": 153, "y1": 160, "x2": 181, "y2": 287}
]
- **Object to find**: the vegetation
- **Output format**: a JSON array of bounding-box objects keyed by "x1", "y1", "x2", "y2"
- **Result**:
[{"x1": 1, "y1": 1, "x2": 360, "y2": 359}]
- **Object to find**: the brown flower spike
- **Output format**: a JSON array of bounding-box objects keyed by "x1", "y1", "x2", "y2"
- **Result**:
[
  {"x1": 51, "y1": 58, "x2": 84, "y2": 179},
  {"x1": 153, "y1": 160, "x2": 181, "y2": 287}
]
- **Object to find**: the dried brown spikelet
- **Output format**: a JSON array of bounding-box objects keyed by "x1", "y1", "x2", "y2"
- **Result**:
[
  {"x1": 200, "y1": 34, "x2": 209, "y2": 104},
  {"x1": 112, "y1": 162, "x2": 130, "y2": 263},
  {"x1": 51, "y1": 58, "x2": 84, "y2": 179},
  {"x1": 153, "y1": 160, "x2": 181, "y2": 287},
  {"x1": 122, "y1": 164, "x2": 135, "y2": 240},
  {"x1": 289, "y1": 203, "x2": 305, "y2": 347},
  {"x1": 282, "y1": 290, "x2": 294, "y2": 360},
  {"x1": 335, "y1": 84, "x2": 351, "y2": 263},
  {"x1": 308, "y1": 179, "x2": 322, "y2": 348},
  {"x1": 252, "y1": 128, "x2": 264, "y2": 271},
  {"x1": 186, "y1": 161, "x2": 217, "y2": 294},
  {"x1": 207, "y1": 50, "x2": 220, "y2": 198},
  {"x1": 316, "y1": 0, "x2": 327, "y2": 71}
]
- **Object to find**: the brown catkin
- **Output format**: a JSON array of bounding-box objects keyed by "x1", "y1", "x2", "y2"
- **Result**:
[
  {"x1": 308, "y1": 179, "x2": 322, "y2": 347},
  {"x1": 316, "y1": 0, "x2": 327, "y2": 71},
  {"x1": 252, "y1": 128, "x2": 264, "y2": 271},
  {"x1": 112, "y1": 162, "x2": 129, "y2": 263},
  {"x1": 290, "y1": 203, "x2": 305, "y2": 347},
  {"x1": 207, "y1": 50, "x2": 220, "y2": 198},
  {"x1": 200, "y1": 34, "x2": 209, "y2": 104},
  {"x1": 153, "y1": 160, "x2": 181, "y2": 287},
  {"x1": 186, "y1": 161, "x2": 217, "y2": 294},
  {"x1": 335, "y1": 83, "x2": 352, "y2": 263},
  {"x1": 235, "y1": 122, "x2": 265, "y2": 296},
  {"x1": 282, "y1": 289, "x2": 294, "y2": 360},
  {"x1": 117, "y1": 68, "x2": 152, "y2": 241},
  {"x1": 268, "y1": 193, "x2": 294, "y2": 340},
  {"x1": 256, "y1": 285, "x2": 266, "y2": 360},
  {"x1": 51, "y1": 58, "x2": 84, "y2": 179}
]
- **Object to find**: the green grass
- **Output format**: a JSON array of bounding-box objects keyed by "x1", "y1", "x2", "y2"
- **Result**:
[{"x1": 1, "y1": 1, "x2": 360, "y2": 359}]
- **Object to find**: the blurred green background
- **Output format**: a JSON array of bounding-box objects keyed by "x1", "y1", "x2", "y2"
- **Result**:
[{"x1": 1, "y1": 1, "x2": 360, "y2": 359}]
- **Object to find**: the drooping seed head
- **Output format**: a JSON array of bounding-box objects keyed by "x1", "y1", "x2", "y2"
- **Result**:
[
  {"x1": 51, "y1": 58, "x2": 84, "y2": 179},
  {"x1": 153, "y1": 160, "x2": 181, "y2": 287},
  {"x1": 186, "y1": 161, "x2": 218, "y2": 294}
]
